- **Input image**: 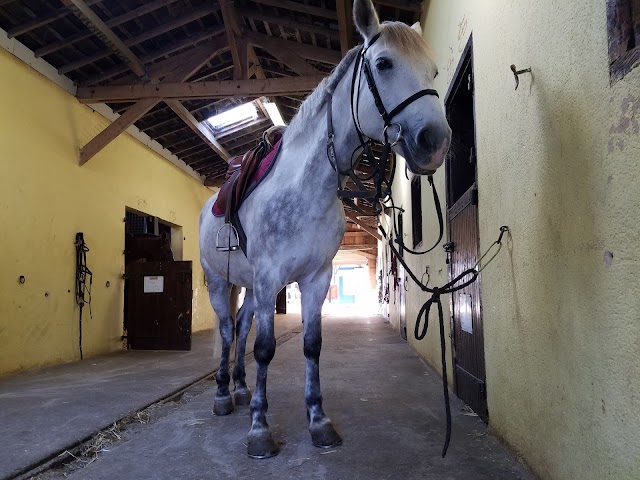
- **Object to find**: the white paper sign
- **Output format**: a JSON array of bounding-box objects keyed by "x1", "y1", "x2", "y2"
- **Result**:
[
  {"x1": 459, "y1": 293, "x2": 473, "y2": 334},
  {"x1": 143, "y1": 276, "x2": 164, "y2": 293}
]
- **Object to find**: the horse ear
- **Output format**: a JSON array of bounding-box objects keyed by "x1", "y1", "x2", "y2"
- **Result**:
[
  {"x1": 410, "y1": 22, "x2": 422, "y2": 35},
  {"x1": 353, "y1": 0, "x2": 380, "y2": 43}
]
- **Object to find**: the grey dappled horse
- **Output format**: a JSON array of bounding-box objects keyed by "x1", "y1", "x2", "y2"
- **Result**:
[{"x1": 199, "y1": 0, "x2": 451, "y2": 458}]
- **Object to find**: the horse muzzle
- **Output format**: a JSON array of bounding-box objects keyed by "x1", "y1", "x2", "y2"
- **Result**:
[{"x1": 401, "y1": 125, "x2": 450, "y2": 175}]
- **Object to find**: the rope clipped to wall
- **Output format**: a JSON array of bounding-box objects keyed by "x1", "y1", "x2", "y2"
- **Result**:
[
  {"x1": 378, "y1": 177, "x2": 509, "y2": 457},
  {"x1": 75, "y1": 232, "x2": 93, "y2": 360}
]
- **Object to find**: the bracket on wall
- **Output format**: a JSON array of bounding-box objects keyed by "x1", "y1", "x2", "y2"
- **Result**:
[{"x1": 510, "y1": 64, "x2": 532, "y2": 90}]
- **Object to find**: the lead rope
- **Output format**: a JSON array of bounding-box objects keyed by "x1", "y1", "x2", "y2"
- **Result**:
[
  {"x1": 380, "y1": 222, "x2": 509, "y2": 457},
  {"x1": 327, "y1": 37, "x2": 509, "y2": 456}
]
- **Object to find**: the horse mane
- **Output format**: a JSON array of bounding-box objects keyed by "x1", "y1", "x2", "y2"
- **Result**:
[
  {"x1": 284, "y1": 21, "x2": 434, "y2": 141},
  {"x1": 284, "y1": 46, "x2": 360, "y2": 141}
]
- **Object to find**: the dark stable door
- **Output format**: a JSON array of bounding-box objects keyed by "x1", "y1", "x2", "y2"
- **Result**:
[
  {"x1": 126, "y1": 261, "x2": 193, "y2": 350},
  {"x1": 445, "y1": 39, "x2": 488, "y2": 421}
]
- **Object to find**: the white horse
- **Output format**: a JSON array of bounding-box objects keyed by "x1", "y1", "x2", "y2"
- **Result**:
[{"x1": 199, "y1": 0, "x2": 451, "y2": 458}]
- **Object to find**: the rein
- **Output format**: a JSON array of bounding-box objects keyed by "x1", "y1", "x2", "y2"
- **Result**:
[{"x1": 325, "y1": 34, "x2": 510, "y2": 458}]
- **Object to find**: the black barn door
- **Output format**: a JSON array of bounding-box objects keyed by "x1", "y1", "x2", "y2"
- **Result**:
[{"x1": 445, "y1": 38, "x2": 488, "y2": 421}]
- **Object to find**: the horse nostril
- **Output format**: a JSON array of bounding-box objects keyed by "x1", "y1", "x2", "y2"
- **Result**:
[{"x1": 417, "y1": 126, "x2": 437, "y2": 153}]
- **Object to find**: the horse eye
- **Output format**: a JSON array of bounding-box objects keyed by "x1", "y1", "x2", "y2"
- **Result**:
[
  {"x1": 434, "y1": 69, "x2": 439, "y2": 79},
  {"x1": 376, "y1": 58, "x2": 393, "y2": 71}
]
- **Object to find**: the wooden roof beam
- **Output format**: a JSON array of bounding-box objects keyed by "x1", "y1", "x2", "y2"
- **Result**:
[
  {"x1": 79, "y1": 40, "x2": 221, "y2": 165},
  {"x1": 34, "y1": 0, "x2": 181, "y2": 58},
  {"x1": 344, "y1": 212, "x2": 382, "y2": 241},
  {"x1": 219, "y1": 0, "x2": 248, "y2": 80},
  {"x1": 77, "y1": 76, "x2": 326, "y2": 103},
  {"x1": 239, "y1": 9, "x2": 340, "y2": 40},
  {"x1": 79, "y1": 99, "x2": 158, "y2": 165},
  {"x1": 250, "y1": 0, "x2": 338, "y2": 20},
  {"x1": 244, "y1": 31, "x2": 342, "y2": 64},
  {"x1": 166, "y1": 100, "x2": 230, "y2": 161},
  {"x1": 58, "y1": 7, "x2": 216, "y2": 75},
  {"x1": 336, "y1": 0, "x2": 355, "y2": 56},
  {"x1": 6, "y1": 0, "x2": 102, "y2": 38},
  {"x1": 373, "y1": 0, "x2": 422, "y2": 13},
  {"x1": 252, "y1": 34, "x2": 321, "y2": 76},
  {"x1": 81, "y1": 27, "x2": 226, "y2": 87},
  {"x1": 61, "y1": 0, "x2": 147, "y2": 79}
]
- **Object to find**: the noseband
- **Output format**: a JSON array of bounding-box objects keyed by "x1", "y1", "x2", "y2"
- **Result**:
[{"x1": 326, "y1": 31, "x2": 439, "y2": 213}]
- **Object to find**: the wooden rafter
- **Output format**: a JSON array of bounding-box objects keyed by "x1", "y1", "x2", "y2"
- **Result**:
[
  {"x1": 81, "y1": 27, "x2": 226, "y2": 87},
  {"x1": 219, "y1": 0, "x2": 247, "y2": 80},
  {"x1": 58, "y1": 7, "x2": 215, "y2": 75},
  {"x1": 60, "y1": 0, "x2": 147, "y2": 79},
  {"x1": 345, "y1": 212, "x2": 382, "y2": 241},
  {"x1": 77, "y1": 76, "x2": 326, "y2": 103},
  {"x1": 244, "y1": 31, "x2": 342, "y2": 64},
  {"x1": 80, "y1": 99, "x2": 158, "y2": 165},
  {"x1": 336, "y1": 0, "x2": 354, "y2": 56},
  {"x1": 374, "y1": 0, "x2": 422, "y2": 13},
  {"x1": 110, "y1": 36, "x2": 228, "y2": 86},
  {"x1": 79, "y1": 35, "x2": 224, "y2": 165},
  {"x1": 166, "y1": 100, "x2": 230, "y2": 161},
  {"x1": 239, "y1": 10, "x2": 340, "y2": 40},
  {"x1": 6, "y1": 0, "x2": 102, "y2": 38},
  {"x1": 250, "y1": 0, "x2": 338, "y2": 20},
  {"x1": 34, "y1": 0, "x2": 179, "y2": 58},
  {"x1": 252, "y1": 34, "x2": 321, "y2": 76}
]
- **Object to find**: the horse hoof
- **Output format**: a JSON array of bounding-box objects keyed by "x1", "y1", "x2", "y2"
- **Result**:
[
  {"x1": 310, "y1": 420, "x2": 343, "y2": 448},
  {"x1": 234, "y1": 388, "x2": 252, "y2": 406},
  {"x1": 213, "y1": 395, "x2": 234, "y2": 416},
  {"x1": 247, "y1": 430, "x2": 280, "y2": 459}
]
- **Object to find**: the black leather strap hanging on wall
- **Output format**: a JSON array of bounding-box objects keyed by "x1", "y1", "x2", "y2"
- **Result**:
[{"x1": 75, "y1": 232, "x2": 92, "y2": 360}]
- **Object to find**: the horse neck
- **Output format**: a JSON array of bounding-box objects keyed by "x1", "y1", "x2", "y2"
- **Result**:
[{"x1": 276, "y1": 57, "x2": 362, "y2": 194}]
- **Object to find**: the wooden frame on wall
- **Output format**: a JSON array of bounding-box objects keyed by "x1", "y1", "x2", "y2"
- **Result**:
[{"x1": 607, "y1": 0, "x2": 640, "y2": 84}]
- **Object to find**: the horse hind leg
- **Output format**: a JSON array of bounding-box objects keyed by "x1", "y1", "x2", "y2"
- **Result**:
[
  {"x1": 299, "y1": 269, "x2": 343, "y2": 449},
  {"x1": 233, "y1": 288, "x2": 254, "y2": 406},
  {"x1": 206, "y1": 273, "x2": 235, "y2": 416}
]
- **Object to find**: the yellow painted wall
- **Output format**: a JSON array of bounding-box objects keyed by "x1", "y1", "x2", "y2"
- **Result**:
[
  {"x1": 0, "y1": 48, "x2": 216, "y2": 376},
  {"x1": 382, "y1": 0, "x2": 640, "y2": 478}
]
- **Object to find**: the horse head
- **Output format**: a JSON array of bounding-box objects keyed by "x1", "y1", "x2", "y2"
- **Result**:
[{"x1": 353, "y1": 0, "x2": 451, "y2": 174}]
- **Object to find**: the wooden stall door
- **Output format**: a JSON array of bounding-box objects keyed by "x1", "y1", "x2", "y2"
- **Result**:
[
  {"x1": 448, "y1": 189, "x2": 487, "y2": 420},
  {"x1": 126, "y1": 261, "x2": 193, "y2": 350},
  {"x1": 445, "y1": 37, "x2": 488, "y2": 421}
]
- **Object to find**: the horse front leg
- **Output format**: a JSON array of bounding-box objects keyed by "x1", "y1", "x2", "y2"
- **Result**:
[
  {"x1": 206, "y1": 274, "x2": 235, "y2": 416},
  {"x1": 299, "y1": 268, "x2": 343, "y2": 448},
  {"x1": 233, "y1": 288, "x2": 254, "y2": 406},
  {"x1": 247, "y1": 279, "x2": 279, "y2": 458}
]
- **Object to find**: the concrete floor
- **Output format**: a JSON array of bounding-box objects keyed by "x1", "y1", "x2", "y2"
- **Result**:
[{"x1": 1, "y1": 315, "x2": 533, "y2": 480}]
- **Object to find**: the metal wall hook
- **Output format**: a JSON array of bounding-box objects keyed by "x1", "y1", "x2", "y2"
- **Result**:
[{"x1": 510, "y1": 64, "x2": 532, "y2": 90}]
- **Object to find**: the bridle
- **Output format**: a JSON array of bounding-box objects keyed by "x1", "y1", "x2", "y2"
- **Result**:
[{"x1": 326, "y1": 31, "x2": 440, "y2": 217}]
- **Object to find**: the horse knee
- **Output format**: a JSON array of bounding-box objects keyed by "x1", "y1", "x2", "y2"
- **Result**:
[
  {"x1": 303, "y1": 336, "x2": 322, "y2": 360},
  {"x1": 254, "y1": 336, "x2": 276, "y2": 364},
  {"x1": 303, "y1": 324, "x2": 322, "y2": 359}
]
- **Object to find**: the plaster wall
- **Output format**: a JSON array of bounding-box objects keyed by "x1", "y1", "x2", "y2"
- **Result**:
[
  {"x1": 0, "y1": 48, "x2": 216, "y2": 375},
  {"x1": 383, "y1": 0, "x2": 640, "y2": 478}
]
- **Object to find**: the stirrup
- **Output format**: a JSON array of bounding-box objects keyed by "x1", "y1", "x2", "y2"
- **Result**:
[{"x1": 216, "y1": 224, "x2": 240, "y2": 252}]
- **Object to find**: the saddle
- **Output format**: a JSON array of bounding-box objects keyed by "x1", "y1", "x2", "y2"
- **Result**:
[{"x1": 213, "y1": 126, "x2": 285, "y2": 223}]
